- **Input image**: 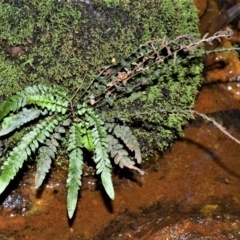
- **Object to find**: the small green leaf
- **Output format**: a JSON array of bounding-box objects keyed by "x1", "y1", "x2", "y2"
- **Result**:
[
  {"x1": 105, "y1": 96, "x2": 114, "y2": 106},
  {"x1": 62, "y1": 119, "x2": 71, "y2": 126},
  {"x1": 58, "y1": 127, "x2": 66, "y2": 133},
  {"x1": 51, "y1": 138, "x2": 59, "y2": 146}
]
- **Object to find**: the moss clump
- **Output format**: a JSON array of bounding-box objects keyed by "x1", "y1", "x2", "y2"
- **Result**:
[
  {"x1": 0, "y1": 0, "x2": 199, "y2": 93},
  {"x1": 0, "y1": 0, "x2": 202, "y2": 159}
]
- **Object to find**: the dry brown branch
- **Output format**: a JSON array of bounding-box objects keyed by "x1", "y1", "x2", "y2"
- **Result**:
[
  {"x1": 133, "y1": 108, "x2": 240, "y2": 146},
  {"x1": 159, "y1": 109, "x2": 240, "y2": 145},
  {"x1": 187, "y1": 110, "x2": 240, "y2": 145}
]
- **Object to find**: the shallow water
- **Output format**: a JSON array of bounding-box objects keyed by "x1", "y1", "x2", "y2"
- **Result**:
[{"x1": 2, "y1": 0, "x2": 240, "y2": 239}]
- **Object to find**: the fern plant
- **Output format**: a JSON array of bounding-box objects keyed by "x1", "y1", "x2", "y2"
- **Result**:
[
  {"x1": 0, "y1": 28, "x2": 234, "y2": 218},
  {"x1": 0, "y1": 85, "x2": 142, "y2": 218}
]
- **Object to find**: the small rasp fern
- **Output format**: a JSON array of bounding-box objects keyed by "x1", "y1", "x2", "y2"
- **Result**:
[{"x1": 0, "y1": 85, "x2": 142, "y2": 218}]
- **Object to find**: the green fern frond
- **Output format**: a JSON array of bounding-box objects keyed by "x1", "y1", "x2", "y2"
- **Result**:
[
  {"x1": 107, "y1": 134, "x2": 144, "y2": 175},
  {"x1": 107, "y1": 135, "x2": 135, "y2": 168},
  {"x1": 113, "y1": 125, "x2": 142, "y2": 164},
  {"x1": 0, "y1": 85, "x2": 145, "y2": 218},
  {"x1": 83, "y1": 107, "x2": 115, "y2": 200},
  {"x1": 0, "y1": 84, "x2": 69, "y2": 121},
  {"x1": 0, "y1": 92, "x2": 27, "y2": 121},
  {"x1": 0, "y1": 115, "x2": 63, "y2": 195},
  {"x1": 0, "y1": 108, "x2": 43, "y2": 137},
  {"x1": 67, "y1": 148, "x2": 83, "y2": 218},
  {"x1": 24, "y1": 84, "x2": 69, "y2": 114},
  {"x1": 27, "y1": 94, "x2": 68, "y2": 114},
  {"x1": 24, "y1": 85, "x2": 69, "y2": 100},
  {"x1": 67, "y1": 124, "x2": 84, "y2": 218},
  {"x1": 35, "y1": 125, "x2": 64, "y2": 188},
  {"x1": 75, "y1": 122, "x2": 95, "y2": 151},
  {"x1": 35, "y1": 145, "x2": 54, "y2": 188}
]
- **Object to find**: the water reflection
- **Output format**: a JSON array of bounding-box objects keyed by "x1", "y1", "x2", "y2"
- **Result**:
[{"x1": 202, "y1": 0, "x2": 240, "y2": 100}]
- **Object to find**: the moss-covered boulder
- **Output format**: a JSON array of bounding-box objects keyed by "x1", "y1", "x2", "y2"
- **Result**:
[{"x1": 0, "y1": 0, "x2": 203, "y2": 159}]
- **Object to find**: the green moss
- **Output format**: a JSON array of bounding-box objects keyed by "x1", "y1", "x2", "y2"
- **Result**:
[
  {"x1": 200, "y1": 204, "x2": 221, "y2": 217},
  {"x1": 0, "y1": 0, "x2": 199, "y2": 94},
  {"x1": 0, "y1": 0, "x2": 202, "y2": 160}
]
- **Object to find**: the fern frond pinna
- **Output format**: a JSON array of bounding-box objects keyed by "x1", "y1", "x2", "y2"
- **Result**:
[{"x1": 0, "y1": 115, "x2": 63, "y2": 195}]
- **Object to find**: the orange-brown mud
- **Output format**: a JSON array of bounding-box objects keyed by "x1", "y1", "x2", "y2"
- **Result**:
[{"x1": 2, "y1": 0, "x2": 240, "y2": 239}]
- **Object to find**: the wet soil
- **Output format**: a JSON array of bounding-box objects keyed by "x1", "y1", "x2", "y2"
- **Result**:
[
  {"x1": 2, "y1": 80, "x2": 240, "y2": 240},
  {"x1": 2, "y1": 0, "x2": 240, "y2": 239}
]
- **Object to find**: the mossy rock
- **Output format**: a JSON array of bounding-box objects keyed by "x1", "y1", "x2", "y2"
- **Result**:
[{"x1": 0, "y1": 0, "x2": 203, "y2": 159}]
